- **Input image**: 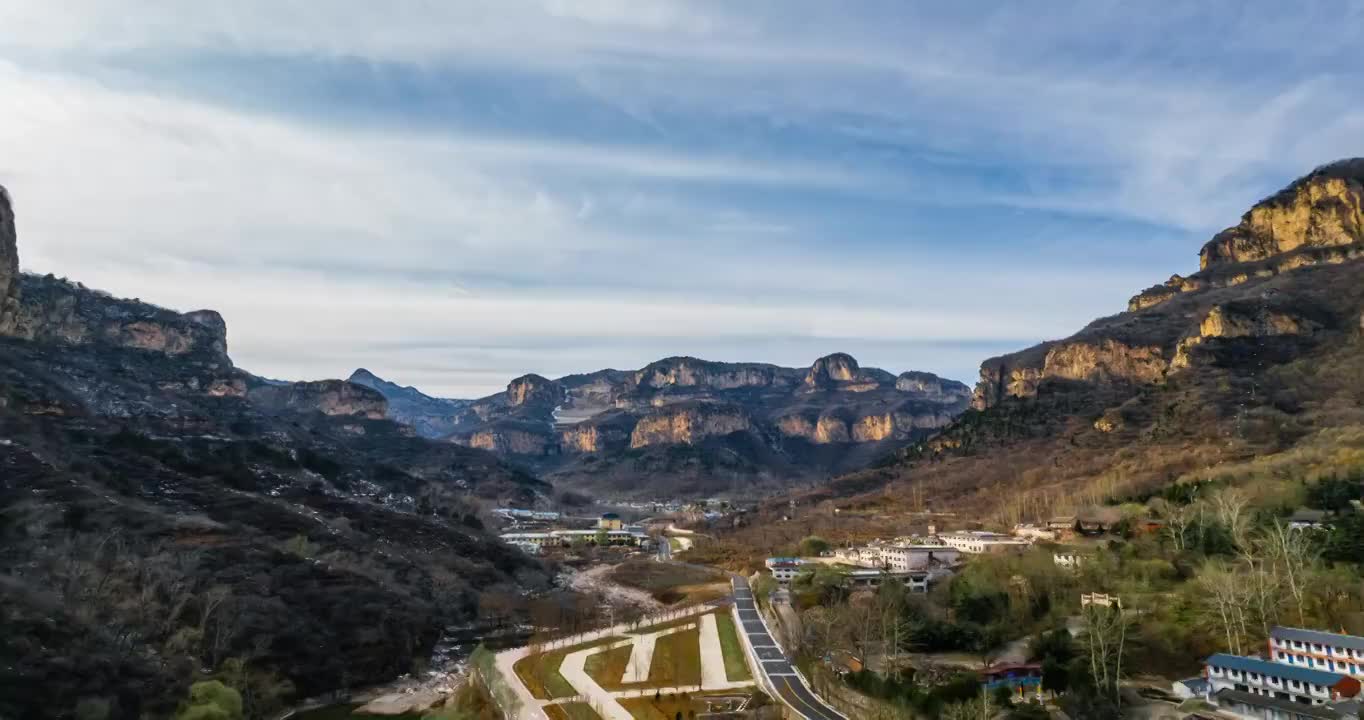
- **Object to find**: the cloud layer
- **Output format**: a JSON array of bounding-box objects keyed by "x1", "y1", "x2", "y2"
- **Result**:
[{"x1": 1, "y1": 1, "x2": 1361, "y2": 396}]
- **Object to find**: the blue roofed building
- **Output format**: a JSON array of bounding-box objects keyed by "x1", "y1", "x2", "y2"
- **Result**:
[{"x1": 1205, "y1": 653, "x2": 1361, "y2": 710}]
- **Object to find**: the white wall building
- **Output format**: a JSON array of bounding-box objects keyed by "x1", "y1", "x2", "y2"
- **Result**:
[
  {"x1": 938, "y1": 531, "x2": 1032, "y2": 554},
  {"x1": 766, "y1": 557, "x2": 807, "y2": 583},
  {"x1": 881, "y1": 544, "x2": 962, "y2": 571},
  {"x1": 1271, "y1": 626, "x2": 1364, "y2": 680},
  {"x1": 1205, "y1": 653, "x2": 1360, "y2": 707}
]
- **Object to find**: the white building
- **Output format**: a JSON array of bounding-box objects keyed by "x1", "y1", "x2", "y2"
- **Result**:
[
  {"x1": 938, "y1": 531, "x2": 1032, "y2": 554},
  {"x1": 499, "y1": 532, "x2": 561, "y2": 548},
  {"x1": 1205, "y1": 653, "x2": 1361, "y2": 709},
  {"x1": 500, "y1": 527, "x2": 649, "y2": 550},
  {"x1": 881, "y1": 544, "x2": 962, "y2": 571},
  {"x1": 766, "y1": 557, "x2": 807, "y2": 583},
  {"x1": 1271, "y1": 627, "x2": 1364, "y2": 680},
  {"x1": 1013, "y1": 524, "x2": 1056, "y2": 541}
]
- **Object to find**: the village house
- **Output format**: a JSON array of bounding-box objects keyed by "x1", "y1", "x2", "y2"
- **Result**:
[
  {"x1": 1271, "y1": 627, "x2": 1364, "y2": 680},
  {"x1": 765, "y1": 557, "x2": 807, "y2": 583},
  {"x1": 1205, "y1": 653, "x2": 1361, "y2": 711},
  {"x1": 1012, "y1": 523, "x2": 1056, "y2": 541},
  {"x1": 938, "y1": 531, "x2": 1031, "y2": 554}
]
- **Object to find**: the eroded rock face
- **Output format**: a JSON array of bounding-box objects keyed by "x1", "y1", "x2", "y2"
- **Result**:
[
  {"x1": 895, "y1": 371, "x2": 972, "y2": 402},
  {"x1": 0, "y1": 187, "x2": 18, "y2": 334},
  {"x1": 805, "y1": 352, "x2": 860, "y2": 387},
  {"x1": 977, "y1": 159, "x2": 1363, "y2": 409},
  {"x1": 250, "y1": 380, "x2": 387, "y2": 419},
  {"x1": 632, "y1": 357, "x2": 782, "y2": 391},
  {"x1": 629, "y1": 405, "x2": 750, "y2": 448},
  {"x1": 507, "y1": 374, "x2": 560, "y2": 407},
  {"x1": 467, "y1": 428, "x2": 553, "y2": 455},
  {"x1": 10, "y1": 274, "x2": 230, "y2": 362},
  {"x1": 1201, "y1": 160, "x2": 1364, "y2": 269}
]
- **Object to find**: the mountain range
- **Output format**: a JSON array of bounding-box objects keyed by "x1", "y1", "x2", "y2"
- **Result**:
[{"x1": 352, "y1": 354, "x2": 971, "y2": 497}]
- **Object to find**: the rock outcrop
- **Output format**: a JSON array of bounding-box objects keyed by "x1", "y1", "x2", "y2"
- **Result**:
[
  {"x1": 249, "y1": 379, "x2": 388, "y2": 419},
  {"x1": 632, "y1": 357, "x2": 787, "y2": 392},
  {"x1": 628, "y1": 404, "x2": 750, "y2": 448},
  {"x1": 977, "y1": 160, "x2": 1362, "y2": 410},
  {"x1": 0, "y1": 187, "x2": 19, "y2": 334},
  {"x1": 1128, "y1": 159, "x2": 1364, "y2": 312},
  {"x1": 8, "y1": 274, "x2": 230, "y2": 364},
  {"x1": 1200, "y1": 159, "x2": 1364, "y2": 268},
  {"x1": 507, "y1": 373, "x2": 561, "y2": 407}
]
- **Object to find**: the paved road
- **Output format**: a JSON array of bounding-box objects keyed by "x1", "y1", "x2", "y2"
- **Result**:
[{"x1": 731, "y1": 576, "x2": 845, "y2": 720}]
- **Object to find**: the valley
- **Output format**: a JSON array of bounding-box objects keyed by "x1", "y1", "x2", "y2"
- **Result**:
[{"x1": 3, "y1": 125, "x2": 1364, "y2": 720}]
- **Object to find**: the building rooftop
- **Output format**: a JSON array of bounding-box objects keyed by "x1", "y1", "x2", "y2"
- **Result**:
[
  {"x1": 1177, "y1": 677, "x2": 1210, "y2": 695},
  {"x1": 1273, "y1": 626, "x2": 1364, "y2": 652},
  {"x1": 1213, "y1": 689, "x2": 1343, "y2": 719},
  {"x1": 1207, "y1": 653, "x2": 1349, "y2": 687}
]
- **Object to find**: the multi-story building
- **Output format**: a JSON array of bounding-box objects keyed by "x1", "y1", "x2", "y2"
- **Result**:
[
  {"x1": 1270, "y1": 627, "x2": 1364, "y2": 680},
  {"x1": 938, "y1": 531, "x2": 1031, "y2": 554},
  {"x1": 880, "y1": 544, "x2": 962, "y2": 571},
  {"x1": 1205, "y1": 653, "x2": 1361, "y2": 707},
  {"x1": 766, "y1": 557, "x2": 807, "y2": 583}
]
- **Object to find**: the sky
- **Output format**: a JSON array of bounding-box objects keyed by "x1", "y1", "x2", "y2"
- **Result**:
[{"x1": 1, "y1": 2, "x2": 1362, "y2": 398}]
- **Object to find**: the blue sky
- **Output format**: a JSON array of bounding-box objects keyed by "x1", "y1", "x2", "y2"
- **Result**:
[{"x1": 1, "y1": 1, "x2": 1361, "y2": 397}]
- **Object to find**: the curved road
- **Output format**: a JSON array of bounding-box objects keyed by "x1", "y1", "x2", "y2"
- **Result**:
[{"x1": 731, "y1": 576, "x2": 845, "y2": 720}]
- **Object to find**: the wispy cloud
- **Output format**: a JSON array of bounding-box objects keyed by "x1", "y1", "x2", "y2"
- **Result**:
[{"x1": 1, "y1": 2, "x2": 1361, "y2": 396}]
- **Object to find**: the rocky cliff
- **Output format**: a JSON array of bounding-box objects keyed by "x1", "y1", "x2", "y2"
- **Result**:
[
  {"x1": 385, "y1": 352, "x2": 970, "y2": 495},
  {"x1": 975, "y1": 159, "x2": 1364, "y2": 411},
  {"x1": 823, "y1": 158, "x2": 1364, "y2": 521},
  {"x1": 249, "y1": 379, "x2": 389, "y2": 420},
  {"x1": 0, "y1": 187, "x2": 18, "y2": 334},
  {"x1": 628, "y1": 403, "x2": 751, "y2": 448}
]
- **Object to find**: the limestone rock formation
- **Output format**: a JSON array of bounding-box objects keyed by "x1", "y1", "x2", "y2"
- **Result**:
[
  {"x1": 249, "y1": 379, "x2": 388, "y2": 419},
  {"x1": 424, "y1": 351, "x2": 970, "y2": 494},
  {"x1": 1128, "y1": 159, "x2": 1364, "y2": 312},
  {"x1": 632, "y1": 357, "x2": 786, "y2": 392},
  {"x1": 9, "y1": 274, "x2": 230, "y2": 364},
  {"x1": 628, "y1": 403, "x2": 750, "y2": 448},
  {"x1": 976, "y1": 159, "x2": 1362, "y2": 410},
  {"x1": 0, "y1": 187, "x2": 18, "y2": 334},
  {"x1": 1200, "y1": 159, "x2": 1364, "y2": 268},
  {"x1": 507, "y1": 373, "x2": 561, "y2": 407}
]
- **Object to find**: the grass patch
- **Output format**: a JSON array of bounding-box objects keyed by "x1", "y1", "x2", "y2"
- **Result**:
[
  {"x1": 584, "y1": 644, "x2": 633, "y2": 688},
  {"x1": 714, "y1": 612, "x2": 752, "y2": 682},
  {"x1": 514, "y1": 636, "x2": 624, "y2": 700},
  {"x1": 648, "y1": 627, "x2": 702, "y2": 687},
  {"x1": 607, "y1": 559, "x2": 724, "y2": 605},
  {"x1": 545, "y1": 702, "x2": 603, "y2": 720}
]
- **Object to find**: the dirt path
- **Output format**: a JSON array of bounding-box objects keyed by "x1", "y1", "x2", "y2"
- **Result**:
[{"x1": 567, "y1": 564, "x2": 665, "y2": 613}]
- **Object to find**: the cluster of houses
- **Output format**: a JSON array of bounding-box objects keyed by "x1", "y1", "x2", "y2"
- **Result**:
[
  {"x1": 499, "y1": 512, "x2": 651, "y2": 554},
  {"x1": 1183, "y1": 626, "x2": 1364, "y2": 719}
]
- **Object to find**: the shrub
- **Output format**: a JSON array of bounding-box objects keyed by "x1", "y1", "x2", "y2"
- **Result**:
[{"x1": 176, "y1": 680, "x2": 243, "y2": 720}]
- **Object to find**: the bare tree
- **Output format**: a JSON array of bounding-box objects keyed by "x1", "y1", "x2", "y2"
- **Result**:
[{"x1": 1257, "y1": 521, "x2": 1318, "y2": 626}]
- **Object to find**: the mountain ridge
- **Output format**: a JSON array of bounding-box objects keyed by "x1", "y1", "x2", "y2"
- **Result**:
[
  {"x1": 810, "y1": 158, "x2": 1364, "y2": 521},
  {"x1": 0, "y1": 185, "x2": 550, "y2": 720},
  {"x1": 355, "y1": 353, "x2": 972, "y2": 496}
]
